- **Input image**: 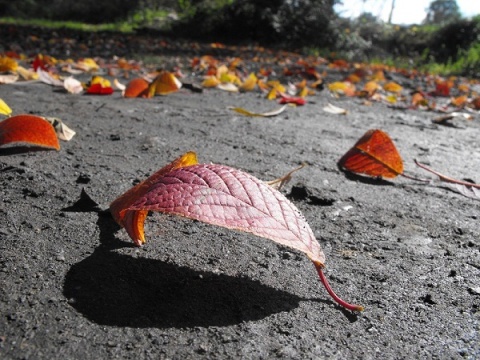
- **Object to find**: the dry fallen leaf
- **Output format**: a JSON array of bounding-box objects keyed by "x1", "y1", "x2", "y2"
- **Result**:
[
  {"x1": 124, "y1": 77, "x2": 150, "y2": 98},
  {"x1": 415, "y1": 160, "x2": 480, "y2": 200},
  {"x1": 323, "y1": 103, "x2": 348, "y2": 115},
  {"x1": 338, "y1": 129, "x2": 403, "y2": 178},
  {"x1": 432, "y1": 112, "x2": 473, "y2": 126},
  {"x1": 0, "y1": 114, "x2": 60, "y2": 150},
  {"x1": 110, "y1": 152, "x2": 363, "y2": 312},
  {"x1": 44, "y1": 117, "x2": 76, "y2": 141},
  {"x1": 64, "y1": 77, "x2": 84, "y2": 94},
  {"x1": 148, "y1": 71, "x2": 182, "y2": 96},
  {"x1": 383, "y1": 82, "x2": 403, "y2": 93},
  {"x1": 37, "y1": 68, "x2": 64, "y2": 86},
  {"x1": 0, "y1": 55, "x2": 18, "y2": 72},
  {"x1": 0, "y1": 73, "x2": 19, "y2": 84},
  {"x1": 0, "y1": 99, "x2": 12, "y2": 116},
  {"x1": 229, "y1": 105, "x2": 287, "y2": 117}
]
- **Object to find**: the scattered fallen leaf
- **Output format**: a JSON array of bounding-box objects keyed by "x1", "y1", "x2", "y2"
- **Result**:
[
  {"x1": 76, "y1": 58, "x2": 99, "y2": 72},
  {"x1": 217, "y1": 82, "x2": 239, "y2": 92},
  {"x1": 229, "y1": 105, "x2": 287, "y2": 117},
  {"x1": 432, "y1": 112, "x2": 473, "y2": 126},
  {"x1": 450, "y1": 95, "x2": 468, "y2": 108},
  {"x1": 338, "y1": 129, "x2": 403, "y2": 178},
  {"x1": 383, "y1": 82, "x2": 403, "y2": 93},
  {"x1": 0, "y1": 114, "x2": 60, "y2": 150},
  {"x1": 411, "y1": 92, "x2": 429, "y2": 108},
  {"x1": 124, "y1": 77, "x2": 150, "y2": 98},
  {"x1": 323, "y1": 103, "x2": 348, "y2": 115},
  {"x1": 86, "y1": 76, "x2": 113, "y2": 95},
  {"x1": 415, "y1": 160, "x2": 480, "y2": 200},
  {"x1": 148, "y1": 71, "x2": 182, "y2": 96},
  {"x1": 239, "y1": 72, "x2": 257, "y2": 92},
  {"x1": 0, "y1": 55, "x2": 18, "y2": 72},
  {"x1": 0, "y1": 99, "x2": 12, "y2": 116},
  {"x1": 202, "y1": 75, "x2": 220, "y2": 88},
  {"x1": 0, "y1": 73, "x2": 19, "y2": 84},
  {"x1": 113, "y1": 78, "x2": 126, "y2": 92},
  {"x1": 37, "y1": 68, "x2": 63, "y2": 86},
  {"x1": 328, "y1": 81, "x2": 356, "y2": 96},
  {"x1": 110, "y1": 152, "x2": 363, "y2": 312},
  {"x1": 64, "y1": 77, "x2": 83, "y2": 94},
  {"x1": 44, "y1": 117, "x2": 76, "y2": 141},
  {"x1": 279, "y1": 95, "x2": 306, "y2": 106},
  {"x1": 16, "y1": 66, "x2": 38, "y2": 80}
]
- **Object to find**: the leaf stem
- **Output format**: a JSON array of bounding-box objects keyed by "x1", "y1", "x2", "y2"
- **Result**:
[
  {"x1": 314, "y1": 262, "x2": 364, "y2": 312},
  {"x1": 414, "y1": 160, "x2": 480, "y2": 188}
]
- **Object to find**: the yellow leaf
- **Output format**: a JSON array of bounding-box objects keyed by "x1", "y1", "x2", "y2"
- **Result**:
[
  {"x1": 298, "y1": 86, "x2": 310, "y2": 98},
  {"x1": 16, "y1": 66, "x2": 39, "y2": 80},
  {"x1": 386, "y1": 94, "x2": 397, "y2": 103},
  {"x1": 229, "y1": 105, "x2": 287, "y2": 117},
  {"x1": 0, "y1": 98, "x2": 12, "y2": 116},
  {"x1": 91, "y1": 75, "x2": 111, "y2": 88},
  {"x1": 0, "y1": 56, "x2": 18, "y2": 72},
  {"x1": 328, "y1": 81, "x2": 356, "y2": 96},
  {"x1": 202, "y1": 75, "x2": 220, "y2": 88},
  {"x1": 219, "y1": 72, "x2": 237, "y2": 84},
  {"x1": 267, "y1": 88, "x2": 278, "y2": 100},
  {"x1": 383, "y1": 82, "x2": 403, "y2": 93},
  {"x1": 267, "y1": 80, "x2": 286, "y2": 93},
  {"x1": 77, "y1": 58, "x2": 99, "y2": 72},
  {"x1": 240, "y1": 73, "x2": 257, "y2": 92}
]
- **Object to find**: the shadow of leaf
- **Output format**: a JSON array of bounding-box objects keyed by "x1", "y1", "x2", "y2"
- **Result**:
[
  {"x1": 340, "y1": 168, "x2": 395, "y2": 186},
  {"x1": 63, "y1": 211, "x2": 302, "y2": 328}
]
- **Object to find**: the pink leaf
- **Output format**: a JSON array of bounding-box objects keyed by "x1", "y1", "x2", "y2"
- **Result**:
[
  {"x1": 110, "y1": 153, "x2": 363, "y2": 311},
  {"x1": 128, "y1": 164, "x2": 324, "y2": 264}
]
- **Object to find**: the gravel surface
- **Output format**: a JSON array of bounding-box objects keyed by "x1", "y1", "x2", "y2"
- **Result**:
[{"x1": 0, "y1": 25, "x2": 479, "y2": 359}]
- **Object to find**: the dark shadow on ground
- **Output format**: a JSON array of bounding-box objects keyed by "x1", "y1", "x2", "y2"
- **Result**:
[
  {"x1": 0, "y1": 146, "x2": 57, "y2": 156},
  {"x1": 340, "y1": 170, "x2": 395, "y2": 186},
  {"x1": 63, "y1": 211, "x2": 302, "y2": 328}
]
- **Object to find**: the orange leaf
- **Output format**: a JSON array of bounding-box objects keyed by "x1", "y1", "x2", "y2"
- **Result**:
[
  {"x1": 363, "y1": 81, "x2": 380, "y2": 96},
  {"x1": 411, "y1": 92, "x2": 429, "y2": 107},
  {"x1": 328, "y1": 81, "x2": 356, "y2": 96},
  {"x1": 148, "y1": 71, "x2": 182, "y2": 96},
  {"x1": 450, "y1": 95, "x2": 468, "y2": 108},
  {"x1": 338, "y1": 129, "x2": 403, "y2": 178},
  {"x1": 110, "y1": 151, "x2": 198, "y2": 245},
  {"x1": 0, "y1": 114, "x2": 60, "y2": 150},
  {"x1": 0, "y1": 55, "x2": 18, "y2": 72},
  {"x1": 383, "y1": 82, "x2": 403, "y2": 93},
  {"x1": 124, "y1": 77, "x2": 150, "y2": 98}
]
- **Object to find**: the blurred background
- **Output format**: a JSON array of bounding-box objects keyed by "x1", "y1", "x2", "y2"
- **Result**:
[{"x1": 0, "y1": 0, "x2": 479, "y2": 75}]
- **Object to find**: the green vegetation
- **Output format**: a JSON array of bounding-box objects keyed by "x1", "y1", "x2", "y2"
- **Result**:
[
  {"x1": 0, "y1": 17, "x2": 135, "y2": 33},
  {"x1": 0, "y1": 0, "x2": 477, "y2": 77}
]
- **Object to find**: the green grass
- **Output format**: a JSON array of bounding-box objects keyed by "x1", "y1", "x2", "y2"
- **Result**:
[
  {"x1": 420, "y1": 42, "x2": 480, "y2": 76},
  {"x1": 0, "y1": 16, "x2": 134, "y2": 32}
]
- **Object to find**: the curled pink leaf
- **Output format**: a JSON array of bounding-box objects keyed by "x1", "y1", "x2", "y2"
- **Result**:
[{"x1": 110, "y1": 152, "x2": 363, "y2": 311}]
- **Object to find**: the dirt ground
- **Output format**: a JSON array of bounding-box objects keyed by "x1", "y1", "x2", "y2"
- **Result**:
[{"x1": 0, "y1": 25, "x2": 479, "y2": 359}]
